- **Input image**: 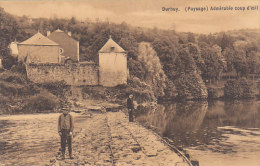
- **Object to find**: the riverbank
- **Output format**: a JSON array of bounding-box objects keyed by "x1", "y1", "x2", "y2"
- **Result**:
[{"x1": 46, "y1": 110, "x2": 189, "y2": 166}]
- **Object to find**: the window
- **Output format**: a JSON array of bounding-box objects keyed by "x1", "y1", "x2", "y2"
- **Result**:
[
  {"x1": 59, "y1": 48, "x2": 64, "y2": 54},
  {"x1": 111, "y1": 47, "x2": 115, "y2": 52}
]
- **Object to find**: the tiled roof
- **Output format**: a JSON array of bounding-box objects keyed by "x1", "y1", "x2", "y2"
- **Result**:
[
  {"x1": 47, "y1": 29, "x2": 79, "y2": 61},
  {"x1": 18, "y1": 32, "x2": 59, "y2": 46},
  {"x1": 55, "y1": 29, "x2": 64, "y2": 32},
  {"x1": 99, "y1": 37, "x2": 126, "y2": 53},
  {"x1": 48, "y1": 29, "x2": 78, "y2": 43}
]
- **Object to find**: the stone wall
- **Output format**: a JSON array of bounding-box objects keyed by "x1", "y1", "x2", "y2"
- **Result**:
[{"x1": 26, "y1": 63, "x2": 99, "y2": 86}]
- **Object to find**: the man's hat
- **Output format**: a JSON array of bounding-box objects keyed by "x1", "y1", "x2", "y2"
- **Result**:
[{"x1": 61, "y1": 104, "x2": 70, "y2": 111}]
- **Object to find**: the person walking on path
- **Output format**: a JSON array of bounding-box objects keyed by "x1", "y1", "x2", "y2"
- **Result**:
[
  {"x1": 127, "y1": 94, "x2": 134, "y2": 122},
  {"x1": 58, "y1": 104, "x2": 74, "y2": 160}
]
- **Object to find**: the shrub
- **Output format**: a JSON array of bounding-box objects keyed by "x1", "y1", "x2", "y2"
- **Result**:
[
  {"x1": 0, "y1": 70, "x2": 27, "y2": 84},
  {"x1": 164, "y1": 79, "x2": 177, "y2": 99},
  {"x1": 257, "y1": 79, "x2": 260, "y2": 96},
  {"x1": 38, "y1": 81, "x2": 70, "y2": 98},
  {"x1": 0, "y1": 71, "x2": 40, "y2": 97},
  {"x1": 174, "y1": 72, "x2": 208, "y2": 100},
  {"x1": 224, "y1": 78, "x2": 254, "y2": 99},
  {"x1": 10, "y1": 62, "x2": 27, "y2": 74},
  {"x1": 81, "y1": 77, "x2": 156, "y2": 105},
  {"x1": 127, "y1": 77, "x2": 156, "y2": 103},
  {"x1": 22, "y1": 91, "x2": 58, "y2": 113},
  {"x1": 2, "y1": 55, "x2": 17, "y2": 70},
  {"x1": 82, "y1": 85, "x2": 108, "y2": 100},
  {"x1": 207, "y1": 88, "x2": 218, "y2": 99},
  {"x1": 0, "y1": 82, "x2": 19, "y2": 96}
]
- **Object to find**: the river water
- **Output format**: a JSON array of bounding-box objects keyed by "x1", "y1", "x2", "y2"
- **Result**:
[
  {"x1": 135, "y1": 100, "x2": 260, "y2": 166},
  {"x1": 0, "y1": 101, "x2": 259, "y2": 166}
]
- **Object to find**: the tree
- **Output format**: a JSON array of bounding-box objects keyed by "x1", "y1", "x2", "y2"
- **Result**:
[
  {"x1": 223, "y1": 47, "x2": 235, "y2": 72},
  {"x1": 187, "y1": 32, "x2": 196, "y2": 43},
  {"x1": 70, "y1": 17, "x2": 77, "y2": 25},
  {"x1": 172, "y1": 46, "x2": 208, "y2": 99},
  {"x1": 137, "y1": 42, "x2": 167, "y2": 97},
  {"x1": 233, "y1": 40, "x2": 248, "y2": 51},
  {"x1": 200, "y1": 44, "x2": 226, "y2": 81},
  {"x1": 207, "y1": 33, "x2": 216, "y2": 46},
  {"x1": 152, "y1": 37, "x2": 177, "y2": 77},
  {"x1": 174, "y1": 71, "x2": 208, "y2": 99},
  {"x1": 118, "y1": 35, "x2": 138, "y2": 60},
  {"x1": 180, "y1": 43, "x2": 205, "y2": 74},
  {"x1": 224, "y1": 78, "x2": 254, "y2": 99},
  {"x1": 151, "y1": 36, "x2": 179, "y2": 97},
  {"x1": 247, "y1": 51, "x2": 260, "y2": 74},
  {"x1": 233, "y1": 50, "x2": 249, "y2": 77},
  {"x1": 0, "y1": 7, "x2": 18, "y2": 69},
  {"x1": 173, "y1": 46, "x2": 198, "y2": 75},
  {"x1": 219, "y1": 33, "x2": 234, "y2": 50}
]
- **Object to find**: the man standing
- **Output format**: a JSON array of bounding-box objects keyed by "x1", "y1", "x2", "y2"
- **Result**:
[
  {"x1": 58, "y1": 105, "x2": 74, "y2": 159},
  {"x1": 127, "y1": 94, "x2": 134, "y2": 122}
]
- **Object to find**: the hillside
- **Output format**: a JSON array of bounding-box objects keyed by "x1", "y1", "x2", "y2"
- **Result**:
[
  {"x1": 1, "y1": 7, "x2": 260, "y2": 101},
  {"x1": 0, "y1": 70, "x2": 60, "y2": 114}
]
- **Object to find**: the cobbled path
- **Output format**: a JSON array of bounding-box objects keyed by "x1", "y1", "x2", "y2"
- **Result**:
[{"x1": 49, "y1": 111, "x2": 188, "y2": 166}]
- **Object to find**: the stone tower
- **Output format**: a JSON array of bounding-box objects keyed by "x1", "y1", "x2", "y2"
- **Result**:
[{"x1": 98, "y1": 36, "x2": 127, "y2": 87}]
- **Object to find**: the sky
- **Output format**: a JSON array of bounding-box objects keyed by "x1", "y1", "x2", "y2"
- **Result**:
[{"x1": 0, "y1": 0, "x2": 259, "y2": 34}]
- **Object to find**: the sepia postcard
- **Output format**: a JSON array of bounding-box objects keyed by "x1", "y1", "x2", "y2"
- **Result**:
[{"x1": 0, "y1": 0, "x2": 259, "y2": 165}]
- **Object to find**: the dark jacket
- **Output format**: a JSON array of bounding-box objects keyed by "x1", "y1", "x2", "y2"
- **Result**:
[
  {"x1": 127, "y1": 98, "x2": 134, "y2": 110},
  {"x1": 58, "y1": 113, "x2": 74, "y2": 132}
]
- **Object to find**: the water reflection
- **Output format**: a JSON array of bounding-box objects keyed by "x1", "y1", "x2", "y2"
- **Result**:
[{"x1": 136, "y1": 100, "x2": 260, "y2": 166}]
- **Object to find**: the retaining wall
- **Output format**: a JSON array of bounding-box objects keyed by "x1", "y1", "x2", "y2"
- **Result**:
[{"x1": 26, "y1": 63, "x2": 99, "y2": 86}]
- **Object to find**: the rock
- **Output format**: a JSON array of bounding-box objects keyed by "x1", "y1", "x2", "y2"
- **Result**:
[
  {"x1": 131, "y1": 147, "x2": 141, "y2": 153},
  {"x1": 87, "y1": 106, "x2": 103, "y2": 112},
  {"x1": 49, "y1": 159, "x2": 56, "y2": 163}
]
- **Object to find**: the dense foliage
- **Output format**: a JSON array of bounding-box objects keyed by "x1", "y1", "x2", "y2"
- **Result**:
[
  {"x1": 137, "y1": 42, "x2": 166, "y2": 97},
  {"x1": 0, "y1": 8, "x2": 17, "y2": 69},
  {"x1": 224, "y1": 78, "x2": 254, "y2": 99},
  {"x1": 1, "y1": 7, "x2": 260, "y2": 100}
]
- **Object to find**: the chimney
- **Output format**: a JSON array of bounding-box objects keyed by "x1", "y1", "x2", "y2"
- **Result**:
[
  {"x1": 47, "y1": 31, "x2": 51, "y2": 36},
  {"x1": 68, "y1": 32, "x2": 71, "y2": 36}
]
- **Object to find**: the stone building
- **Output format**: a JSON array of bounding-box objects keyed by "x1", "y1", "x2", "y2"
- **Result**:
[
  {"x1": 17, "y1": 32, "x2": 62, "y2": 63},
  {"x1": 20, "y1": 32, "x2": 128, "y2": 87},
  {"x1": 98, "y1": 36, "x2": 127, "y2": 87},
  {"x1": 47, "y1": 29, "x2": 79, "y2": 63}
]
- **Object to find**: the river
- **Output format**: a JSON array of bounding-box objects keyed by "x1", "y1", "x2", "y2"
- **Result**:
[{"x1": 135, "y1": 100, "x2": 260, "y2": 166}]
